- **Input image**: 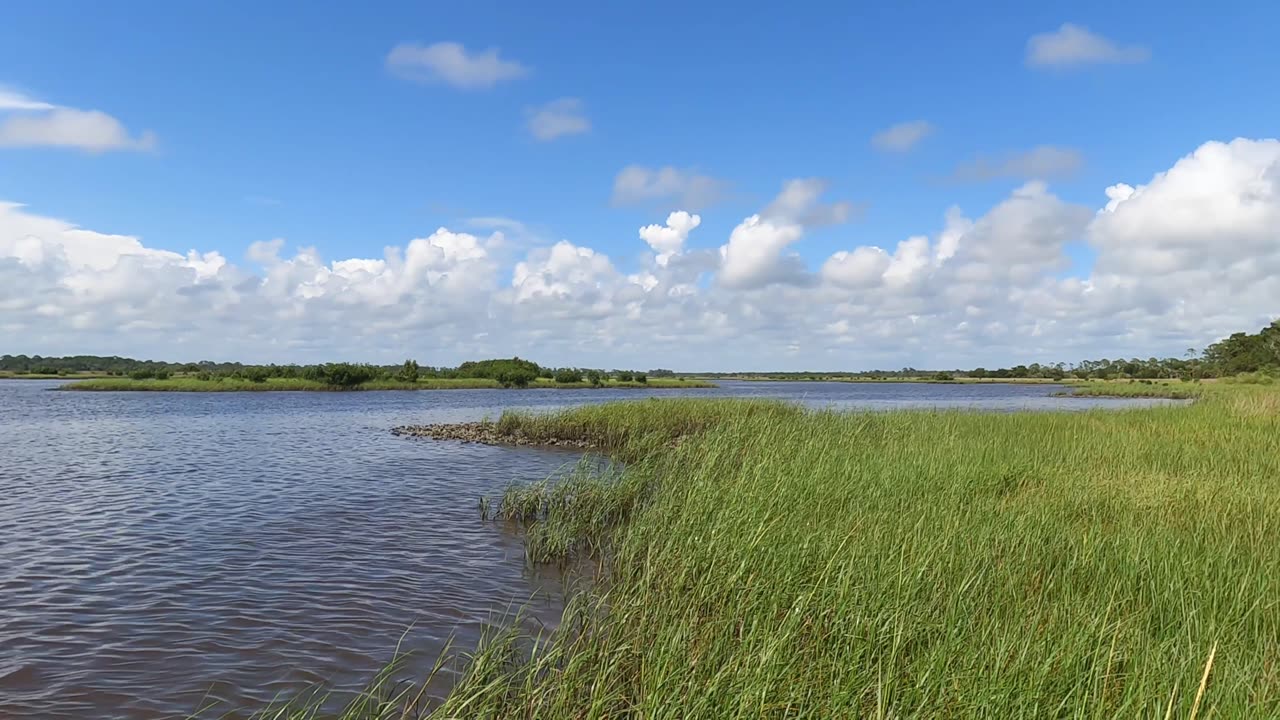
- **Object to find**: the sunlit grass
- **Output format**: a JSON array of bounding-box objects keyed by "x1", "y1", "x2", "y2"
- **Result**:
[{"x1": 234, "y1": 389, "x2": 1280, "y2": 717}]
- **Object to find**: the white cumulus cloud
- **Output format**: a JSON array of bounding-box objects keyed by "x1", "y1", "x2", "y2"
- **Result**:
[
  {"x1": 3, "y1": 138, "x2": 1279, "y2": 369},
  {"x1": 0, "y1": 86, "x2": 155, "y2": 153},
  {"x1": 639, "y1": 211, "x2": 701, "y2": 266}
]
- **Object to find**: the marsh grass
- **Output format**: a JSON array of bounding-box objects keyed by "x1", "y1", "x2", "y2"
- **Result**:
[
  {"x1": 491, "y1": 460, "x2": 642, "y2": 564},
  {"x1": 239, "y1": 390, "x2": 1280, "y2": 717},
  {"x1": 1065, "y1": 379, "x2": 1207, "y2": 399}
]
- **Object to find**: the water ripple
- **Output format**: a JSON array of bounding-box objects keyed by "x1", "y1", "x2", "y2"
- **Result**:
[{"x1": 0, "y1": 379, "x2": 1169, "y2": 718}]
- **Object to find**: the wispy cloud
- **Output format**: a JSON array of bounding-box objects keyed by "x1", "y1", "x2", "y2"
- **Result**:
[
  {"x1": 386, "y1": 42, "x2": 528, "y2": 89},
  {"x1": 952, "y1": 146, "x2": 1083, "y2": 182},
  {"x1": 0, "y1": 87, "x2": 56, "y2": 112},
  {"x1": 1026, "y1": 24, "x2": 1150, "y2": 68},
  {"x1": 871, "y1": 120, "x2": 934, "y2": 153},
  {"x1": 465, "y1": 216, "x2": 528, "y2": 234},
  {"x1": 525, "y1": 98, "x2": 591, "y2": 141},
  {"x1": 611, "y1": 165, "x2": 728, "y2": 211}
]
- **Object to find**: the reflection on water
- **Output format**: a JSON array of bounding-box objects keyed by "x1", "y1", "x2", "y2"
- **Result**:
[{"x1": 0, "y1": 379, "x2": 1173, "y2": 718}]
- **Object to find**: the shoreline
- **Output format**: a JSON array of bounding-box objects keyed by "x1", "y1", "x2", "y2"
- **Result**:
[
  {"x1": 385, "y1": 390, "x2": 1280, "y2": 716},
  {"x1": 55, "y1": 377, "x2": 717, "y2": 392},
  {"x1": 391, "y1": 421, "x2": 599, "y2": 449}
]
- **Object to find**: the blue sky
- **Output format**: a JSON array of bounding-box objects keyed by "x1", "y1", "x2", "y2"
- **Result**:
[{"x1": 1, "y1": 2, "x2": 1278, "y2": 368}]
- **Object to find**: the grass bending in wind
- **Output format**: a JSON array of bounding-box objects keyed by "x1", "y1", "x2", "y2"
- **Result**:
[
  {"x1": 437, "y1": 394, "x2": 1280, "y2": 718},
  {"x1": 241, "y1": 392, "x2": 1280, "y2": 718}
]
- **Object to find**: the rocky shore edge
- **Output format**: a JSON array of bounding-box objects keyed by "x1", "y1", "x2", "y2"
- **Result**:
[{"x1": 390, "y1": 421, "x2": 597, "y2": 449}]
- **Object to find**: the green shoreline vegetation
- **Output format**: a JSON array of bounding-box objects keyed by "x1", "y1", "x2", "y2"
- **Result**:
[
  {"x1": 0, "y1": 356, "x2": 713, "y2": 391},
  {"x1": 7, "y1": 319, "x2": 1278, "y2": 393},
  {"x1": 248, "y1": 381, "x2": 1280, "y2": 718},
  {"x1": 61, "y1": 375, "x2": 707, "y2": 392}
]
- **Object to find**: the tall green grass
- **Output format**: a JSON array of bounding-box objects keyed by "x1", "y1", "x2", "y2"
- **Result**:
[
  {"x1": 1065, "y1": 379, "x2": 1207, "y2": 399},
  {"x1": 237, "y1": 392, "x2": 1280, "y2": 717}
]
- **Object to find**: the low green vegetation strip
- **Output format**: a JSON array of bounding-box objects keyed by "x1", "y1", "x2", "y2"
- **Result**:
[
  {"x1": 1065, "y1": 374, "x2": 1278, "y2": 400},
  {"x1": 60, "y1": 376, "x2": 714, "y2": 392},
  {"x1": 62, "y1": 377, "x2": 503, "y2": 392},
  {"x1": 407, "y1": 390, "x2": 1280, "y2": 717}
]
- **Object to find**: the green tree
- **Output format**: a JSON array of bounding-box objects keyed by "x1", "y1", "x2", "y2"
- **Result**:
[
  {"x1": 554, "y1": 368, "x2": 583, "y2": 384},
  {"x1": 398, "y1": 359, "x2": 420, "y2": 383}
]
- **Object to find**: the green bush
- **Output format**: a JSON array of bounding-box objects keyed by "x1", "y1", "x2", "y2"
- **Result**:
[
  {"x1": 554, "y1": 368, "x2": 583, "y2": 384},
  {"x1": 497, "y1": 369, "x2": 537, "y2": 388},
  {"x1": 129, "y1": 369, "x2": 156, "y2": 380},
  {"x1": 303, "y1": 363, "x2": 381, "y2": 387},
  {"x1": 457, "y1": 357, "x2": 543, "y2": 380},
  {"x1": 235, "y1": 366, "x2": 271, "y2": 383},
  {"x1": 397, "y1": 359, "x2": 420, "y2": 383},
  {"x1": 616, "y1": 371, "x2": 635, "y2": 382},
  {"x1": 587, "y1": 370, "x2": 604, "y2": 387}
]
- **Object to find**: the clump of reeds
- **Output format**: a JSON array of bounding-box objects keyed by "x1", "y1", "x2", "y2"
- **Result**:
[{"x1": 487, "y1": 460, "x2": 643, "y2": 564}]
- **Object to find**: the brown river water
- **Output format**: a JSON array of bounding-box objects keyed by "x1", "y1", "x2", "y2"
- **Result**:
[{"x1": 0, "y1": 379, "x2": 1174, "y2": 718}]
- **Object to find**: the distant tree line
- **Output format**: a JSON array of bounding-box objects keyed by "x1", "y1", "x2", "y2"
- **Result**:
[
  {"x1": 9, "y1": 320, "x2": 1276, "y2": 383},
  {"x1": 0, "y1": 354, "x2": 653, "y2": 388},
  {"x1": 699, "y1": 320, "x2": 1280, "y2": 381}
]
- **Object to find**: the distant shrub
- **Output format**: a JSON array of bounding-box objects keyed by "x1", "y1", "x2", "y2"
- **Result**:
[
  {"x1": 129, "y1": 369, "x2": 156, "y2": 380},
  {"x1": 554, "y1": 368, "x2": 583, "y2": 384},
  {"x1": 397, "y1": 359, "x2": 420, "y2": 383},
  {"x1": 457, "y1": 357, "x2": 543, "y2": 381},
  {"x1": 237, "y1": 366, "x2": 270, "y2": 383},
  {"x1": 616, "y1": 371, "x2": 635, "y2": 382},
  {"x1": 304, "y1": 363, "x2": 380, "y2": 388},
  {"x1": 497, "y1": 369, "x2": 537, "y2": 388},
  {"x1": 587, "y1": 370, "x2": 604, "y2": 387},
  {"x1": 635, "y1": 373, "x2": 647, "y2": 384},
  {"x1": 1226, "y1": 372, "x2": 1276, "y2": 385},
  {"x1": 154, "y1": 369, "x2": 171, "y2": 380},
  {"x1": 933, "y1": 372, "x2": 955, "y2": 382}
]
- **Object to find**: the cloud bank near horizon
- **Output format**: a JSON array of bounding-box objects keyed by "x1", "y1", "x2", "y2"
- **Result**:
[{"x1": 3, "y1": 138, "x2": 1279, "y2": 370}]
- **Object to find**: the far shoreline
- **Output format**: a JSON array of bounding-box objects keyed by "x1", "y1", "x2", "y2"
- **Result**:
[{"x1": 54, "y1": 377, "x2": 718, "y2": 392}]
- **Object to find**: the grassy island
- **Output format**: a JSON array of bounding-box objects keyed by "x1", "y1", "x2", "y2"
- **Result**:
[{"x1": 254, "y1": 381, "x2": 1280, "y2": 718}]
